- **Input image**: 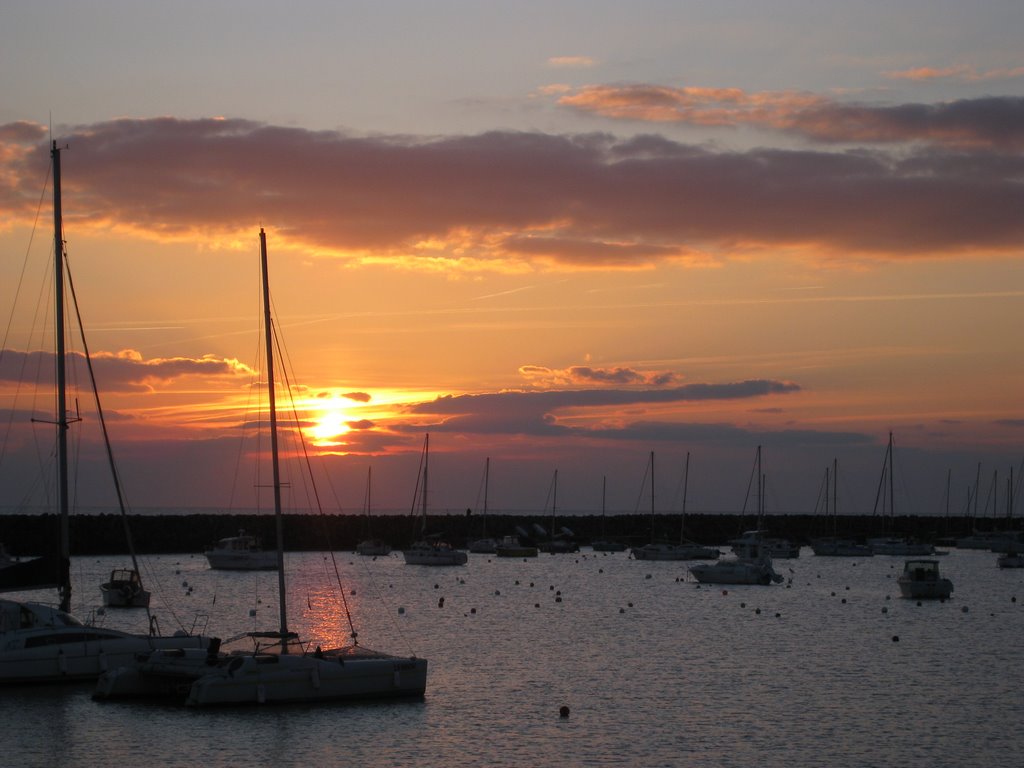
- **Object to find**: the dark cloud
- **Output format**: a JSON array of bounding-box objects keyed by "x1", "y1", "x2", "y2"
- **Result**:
[
  {"x1": 559, "y1": 86, "x2": 1024, "y2": 150},
  {"x1": 3, "y1": 116, "x2": 1023, "y2": 267},
  {"x1": 408, "y1": 379, "x2": 800, "y2": 438},
  {"x1": 0, "y1": 348, "x2": 252, "y2": 393}
]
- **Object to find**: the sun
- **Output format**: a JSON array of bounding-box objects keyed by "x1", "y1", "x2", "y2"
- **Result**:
[{"x1": 307, "y1": 398, "x2": 353, "y2": 444}]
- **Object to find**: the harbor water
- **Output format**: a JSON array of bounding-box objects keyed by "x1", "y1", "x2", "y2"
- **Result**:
[{"x1": 2, "y1": 547, "x2": 1022, "y2": 767}]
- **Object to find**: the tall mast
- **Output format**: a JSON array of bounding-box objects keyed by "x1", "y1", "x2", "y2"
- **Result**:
[
  {"x1": 482, "y1": 457, "x2": 489, "y2": 535},
  {"x1": 832, "y1": 458, "x2": 838, "y2": 536},
  {"x1": 887, "y1": 432, "x2": 894, "y2": 520},
  {"x1": 679, "y1": 452, "x2": 690, "y2": 544},
  {"x1": 259, "y1": 228, "x2": 288, "y2": 652},
  {"x1": 52, "y1": 142, "x2": 72, "y2": 613},
  {"x1": 422, "y1": 434, "x2": 430, "y2": 534}
]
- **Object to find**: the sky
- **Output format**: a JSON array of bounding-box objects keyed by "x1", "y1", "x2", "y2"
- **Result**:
[{"x1": 1, "y1": 1, "x2": 1023, "y2": 522}]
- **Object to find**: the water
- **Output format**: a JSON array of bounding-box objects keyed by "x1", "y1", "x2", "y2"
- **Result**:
[{"x1": 3, "y1": 548, "x2": 1022, "y2": 767}]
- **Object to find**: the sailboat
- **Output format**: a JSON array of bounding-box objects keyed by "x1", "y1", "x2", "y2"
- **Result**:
[
  {"x1": 356, "y1": 467, "x2": 391, "y2": 556},
  {"x1": 728, "y1": 446, "x2": 800, "y2": 559},
  {"x1": 811, "y1": 459, "x2": 873, "y2": 557},
  {"x1": 94, "y1": 229, "x2": 427, "y2": 704},
  {"x1": 0, "y1": 141, "x2": 212, "y2": 684},
  {"x1": 537, "y1": 470, "x2": 578, "y2": 553},
  {"x1": 689, "y1": 447, "x2": 783, "y2": 585},
  {"x1": 467, "y1": 458, "x2": 498, "y2": 554},
  {"x1": 591, "y1": 476, "x2": 627, "y2": 552},
  {"x1": 631, "y1": 452, "x2": 719, "y2": 561},
  {"x1": 868, "y1": 433, "x2": 934, "y2": 555},
  {"x1": 402, "y1": 435, "x2": 467, "y2": 565}
]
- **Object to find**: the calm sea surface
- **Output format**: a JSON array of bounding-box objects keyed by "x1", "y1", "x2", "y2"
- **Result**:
[{"x1": 2, "y1": 547, "x2": 1022, "y2": 767}]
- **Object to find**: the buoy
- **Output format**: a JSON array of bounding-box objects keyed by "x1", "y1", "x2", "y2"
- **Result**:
[
  {"x1": 434, "y1": 584, "x2": 439, "y2": 589},
  {"x1": 722, "y1": 590, "x2": 728, "y2": 596},
  {"x1": 249, "y1": 608, "x2": 257, "y2": 617},
  {"x1": 892, "y1": 635, "x2": 899, "y2": 642},
  {"x1": 755, "y1": 608, "x2": 761, "y2": 615},
  {"x1": 438, "y1": 597, "x2": 445, "y2": 608},
  {"x1": 961, "y1": 606, "x2": 968, "y2": 613},
  {"x1": 882, "y1": 607, "x2": 888, "y2": 614},
  {"x1": 916, "y1": 601, "x2": 922, "y2": 607},
  {"x1": 627, "y1": 602, "x2": 633, "y2": 608},
  {"x1": 559, "y1": 705, "x2": 570, "y2": 718},
  {"x1": 841, "y1": 598, "x2": 846, "y2": 604},
  {"x1": 470, "y1": 608, "x2": 476, "y2": 614},
  {"x1": 619, "y1": 608, "x2": 625, "y2": 614},
  {"x1": 494, "y1": 590, "x2": 500, "y2": 596},
  {"x1": 534, "y1": 603, "x2": 540, "y2": 608},
  {"x1": 740, "y1": 602, "x2": 746, "y2": 608},
  {"x1": 398, "y1": 607, "x2": 405, "y2": 614},
  {"x1": 645, "y1": 574, "x2": 652, "y2": 580},
  {"x1": 775, "y1": 612, "x2": 781, "y2": 618}
]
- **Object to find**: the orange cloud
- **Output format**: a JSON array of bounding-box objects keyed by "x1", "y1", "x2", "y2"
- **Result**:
[
  {"x1": 556, "y1": 85, "x2": 1024, "y2": 150},
  {"x1": 885, "y1": 65, "x2": 1024, "y2": 82}
]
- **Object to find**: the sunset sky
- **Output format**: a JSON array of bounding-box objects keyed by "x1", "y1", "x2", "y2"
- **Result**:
[{"x1": 2, "y1": 1, "x2": 1023, "y2": 521}]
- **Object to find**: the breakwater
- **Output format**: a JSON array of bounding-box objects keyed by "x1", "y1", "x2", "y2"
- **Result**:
[{"x1": 0, "y1": 512, "x2": 1006, "y2": 556}]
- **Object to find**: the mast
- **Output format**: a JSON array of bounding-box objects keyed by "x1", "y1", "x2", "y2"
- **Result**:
[
  {"x1": 51, "y1": 141, "x2": 72, "y2": 613},
  {"x1": 259, "y1": 228, "x2": 289, "y2": 652},
  {"x1": 422, "y1": 433, "x2": 430, "y2": 535},
  {"x1": 679, "y1": 452, "x2": 690, "y2": 544},
  {"x1": 482, "y1": 457, "x2": 489, "y2": 535},
  {"x1": 832, "y1": 458, "x2": 838, "y2": 527}
]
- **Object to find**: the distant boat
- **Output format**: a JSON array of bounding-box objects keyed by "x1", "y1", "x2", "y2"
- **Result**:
[
  {"x1": 997, "y1": 549, "x2": 1024, "y2": 568},
  {"x1": 467, "y1": 458, "x2": 498, "y2": 554},
  {"x1": 732, "y1": 446, "x2": 799, "y2": 559},
  {"x1": 631, "y1": 452, "x2": 718, "y2": 561},
  {"x1": 897, "y1": 559, "x2": 953, "y2": 600},
  {"x1": 537, "y1": 470, "x2": 578, "y2": 554},
  {"x1": 403, "y1": 434, "x2": 468, "y2": 566},
  {"x1": 591, "y1": 476, "x2": 627, "y2": 552},
  {"x1": 0, "y1": 543, "x2": 15, "y2": 570},
  {"x1": 495, "y1": 531, "x2": 539, "y2": 558},
  {"x1": 356, "y1": 467, "x2": 391, "y2": 557},
  {"x1": 689, "y1": 448, "x2": 783, "y2": 585},
  {"x1": 688, "y1": 540, "x2": 783, "y2": 585},
  {"x1": 1, "y1": 142, "x2": 211, "y2": 684},
  {"x1": 811, "y1": 459, "x2": 874, "y2": 557},
  {"x1": 204, "y1": 529, "x2": 278, "y2": 570},
  {"x1": 868, "y1": 433, "x2": 934, "y2": 556},
  {"x1": 100, "y1": 568, "x2": 151, "y2": 608}
]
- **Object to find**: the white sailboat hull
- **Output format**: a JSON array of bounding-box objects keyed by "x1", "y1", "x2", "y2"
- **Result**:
[
  {"x1": 95, "y1": 646, "x2": 427, "y2": 706},
  {"x1": 631, "y1": 543, "x2": 719, "y2": 561},
  {"x1": 1, "y1": 600, "x2": 211, "y2": 684},
  {"x1": 402, "y1": 546, "x2": 467, "y2": 566},
  {"x1": 688, "y1": 557, "x2": 783, "y2": 585},
  {"x1": 204, "y1": 550, "x2": 278, "y2": 570}
]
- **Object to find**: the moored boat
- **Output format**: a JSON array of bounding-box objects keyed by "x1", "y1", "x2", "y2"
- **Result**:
[
  {"x1": 99, "y1": 568, "x2": 151, "y2": 608},
  {"x1": 96, "y1": 228, "x2": 427, "y2": 705},
  {"x1": 896, "y1": 559, "x2": 953, "y2": 599},
  {"x1": 204, "y1": 530, "x2": 278, "y2": 570}
]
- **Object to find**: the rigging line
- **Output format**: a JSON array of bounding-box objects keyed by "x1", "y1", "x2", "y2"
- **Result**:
[
  {"x1": 271, "y1": 300, "x2": 363, "y2": 644},
  {"x1": 65, "y1": 250, "x2": 192, "y2": 633},
  {"x1": 631, "y1": 453, "x2": 650, "y2": 515}
]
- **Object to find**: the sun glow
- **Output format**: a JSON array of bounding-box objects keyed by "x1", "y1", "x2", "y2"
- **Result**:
[{"x1": 306, "y1": 398, "x2": 354, "y2": 445}]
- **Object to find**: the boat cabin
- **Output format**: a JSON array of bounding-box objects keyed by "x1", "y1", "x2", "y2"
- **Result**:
[{"x1": 902, "y1": 560, "x2": 941, "y2": 581}]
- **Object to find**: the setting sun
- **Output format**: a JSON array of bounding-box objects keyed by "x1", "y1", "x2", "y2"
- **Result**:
[{"x1": 306, "y1": 397, "x2": 353, "y2": 445}]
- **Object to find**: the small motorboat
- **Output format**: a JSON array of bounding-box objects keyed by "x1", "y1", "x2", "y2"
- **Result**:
[
  {"x1": 896, "y1": 559, "x2": 953, "y2": 599},
  {"x1": 100, "y1": 568, "x2": 151, "y2": 608}
]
